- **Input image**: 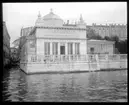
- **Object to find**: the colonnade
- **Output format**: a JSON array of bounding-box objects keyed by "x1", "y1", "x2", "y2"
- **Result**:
[{"x1": 46, "y1": 42, "x2": 79, "y2": 55}]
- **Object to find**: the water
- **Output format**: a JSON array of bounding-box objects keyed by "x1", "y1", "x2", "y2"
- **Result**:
[{"x1": 3, "y1": 67, "x2": 127, "y2": 102}]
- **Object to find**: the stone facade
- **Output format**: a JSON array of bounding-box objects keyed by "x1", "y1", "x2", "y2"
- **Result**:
[
  {"x1": 3, "y1": 21, "x2": 10, "y2": 66},
  {"x1": 87, "y1": 23, "x2": 127, "y2": 40},
  {"x1": 19, "y1": 9, "x2": 127, "y2": 74},
  {"x1": 20, "y1": 10, "x2": 87, "y2": 60},
  {"x1": 87, "y1": 40, "x2": 115, "y2": 54}
]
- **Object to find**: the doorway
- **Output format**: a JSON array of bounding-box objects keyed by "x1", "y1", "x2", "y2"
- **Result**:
[
  {"x1": 60, "y1": 46, "x2": 65, "y2": 55},
  {"x1": 90, "y1": 47, "x2": 94, "y2": 54}
]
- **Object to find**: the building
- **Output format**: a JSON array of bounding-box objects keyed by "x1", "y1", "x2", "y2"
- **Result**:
[
  {"x1": 19, "y1": 9, "x2": 127, "y2": 74},
  {"x1": 87, "y1": 23, "x2": 127, "y2": 40},
  {"x1": 10, "y1": 47, "x2": 19, "y2": 63},
  {"x1": 3, "y1": 21, "x2": 11, "y2": 67},
  {"x1": 20, "y1": 10, "x2": 87, "y2": 57},
  {"x1": 20, "y1": 9, "x2": 92, "y2": 74},
  {"x1": 12, "y1": 27, "x2": 33, "y2": 49},
  {"x1": 87, "y1": 39, "x2": 115, "y2": 54},
  {"x1": 20, "y1": 27, "x2": 33, "y2": 37}
]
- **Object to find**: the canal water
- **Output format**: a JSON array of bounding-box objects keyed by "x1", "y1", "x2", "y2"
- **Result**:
[{"x1": 3, "y1": 67, "x2": 127, "y2": 102}]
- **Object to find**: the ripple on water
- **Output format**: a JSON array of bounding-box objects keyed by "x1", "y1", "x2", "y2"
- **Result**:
[{"x1": 2, "y1": 69, "x2": 127, "y2": 102}]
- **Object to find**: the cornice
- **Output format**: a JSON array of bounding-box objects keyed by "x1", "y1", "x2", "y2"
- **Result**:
[
  {"x1": 35, "y1": 26, "x2": 86, "y2": 31},
  {"x1": 35, "y1": 37, "x2": 87, "y2": 40}
]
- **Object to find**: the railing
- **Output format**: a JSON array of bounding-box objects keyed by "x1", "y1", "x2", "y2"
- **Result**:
[
  {"x1": 21, "y1": 54, "x2": 127, "y2": 63},
  {"x1": 98, "y1": 54, "x2": 107, "y2": 61},
  {"x1": 120, "y1": 54, "x2": 127, "y2": 60},
  {"x1": 27, "y1": 54, "x2": 89, "y2": 63}
]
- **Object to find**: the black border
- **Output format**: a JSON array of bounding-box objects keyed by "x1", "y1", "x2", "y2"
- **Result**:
[{"x1": 1, "y1": 0, "x2": 128, "y2": 104}]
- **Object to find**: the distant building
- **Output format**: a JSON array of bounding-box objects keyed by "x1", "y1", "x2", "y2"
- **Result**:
[
  {"x1": 3, "y1": 21, "x2": 11, "y2": 67},
  {"x1": 87, "y1": 23, "x2": 127, "y2": 40},
  {"x1": 87, "y1": 39, "x2": 115, "y2": 54},
  {"x1": 10, "y1": 47, "x2": 19, "y2": 63},
  {"x1": 20, "y1": 27, "x2": 33, "y2": 36}
]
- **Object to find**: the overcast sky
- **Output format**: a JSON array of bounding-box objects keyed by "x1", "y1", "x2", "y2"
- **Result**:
[{"x1": 3, "y1": 2, "x2": 127, "y2": 47}]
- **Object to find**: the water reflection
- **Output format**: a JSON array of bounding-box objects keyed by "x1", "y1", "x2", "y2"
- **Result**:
[{"x1": 3, "y1": 68, "x2": 127, "y2": 102}]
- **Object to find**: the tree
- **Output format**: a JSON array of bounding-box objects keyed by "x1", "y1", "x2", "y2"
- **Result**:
[
  {"x1": 87, "y1": 28, "x2": 103, "y2": 40},
  {"x1": 110, "y1": 36, "x2": 119, "y2": 42},
  {"x1": 104, "y1": 36, "x2": 111, "y2": 41},
  {"x1": 87, "y1": 28, "x2": 96, "y2": 39},
  {"x1": 115, "y1": 40, "x2": 127, "y2": 54}
]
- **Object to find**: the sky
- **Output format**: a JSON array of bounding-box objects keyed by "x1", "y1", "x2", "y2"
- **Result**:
[{"x1": 3, "y1": 2, "x2": 127, "y2": 47}]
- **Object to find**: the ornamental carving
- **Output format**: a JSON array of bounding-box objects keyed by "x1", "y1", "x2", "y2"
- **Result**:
[{"x1": 53, "y1": 29, "x2": 75, "y2": 34}]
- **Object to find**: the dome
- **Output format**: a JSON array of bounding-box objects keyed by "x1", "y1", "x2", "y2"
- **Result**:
[
  {"x1": 43, "y1": 11, "x2": 62, "y2": 20},
  {"x1": 35, "y1": 9, "x2": 63, "y2": 27}
]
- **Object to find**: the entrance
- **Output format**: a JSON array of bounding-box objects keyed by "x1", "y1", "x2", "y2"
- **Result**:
[
  {"x1": 90, "y1": 47, "x2": 94, "y2": 54},
  {"x1": 60, "y1": 46, "x2": 65, "y2": 55}
]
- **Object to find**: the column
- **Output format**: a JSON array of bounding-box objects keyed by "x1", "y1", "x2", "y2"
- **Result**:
[
  {"x1": 106, "y1": 54, "x2": 108, "y2": 61},
  {"x1": 73, "y1": 43, "x2": 75, "y2": 60},
  {"x1": 50, "y1": 42, "x2": 53, "y2": 55},
  {"x1": 58, "y1": 42, "x2": 60, "y2": 56},
  {"x1": 65, "y1": 42, "x2": 67, "y2": 55},
  {"x1": 96, "y1": 54, "x2": 100, "y2": 70},
  {"x1": 73, "y1": 43, "x2": 75, "y2": 55}
]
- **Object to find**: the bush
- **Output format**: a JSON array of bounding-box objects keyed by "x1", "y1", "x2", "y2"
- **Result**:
[
  {"x1": 115, "y1": 40, "x2": 127, "y2": 54},
  {"x1": 87, "y1": 29, "x2": 103, "y2": 40}
]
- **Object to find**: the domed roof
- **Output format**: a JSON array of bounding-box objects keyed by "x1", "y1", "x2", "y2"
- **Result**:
[
  {"x1": 43, "y1": 9, "x2": 62, "y2": 20},
  {"x1": 35, "y1": 9, "x2": 63, "y2": 27}
]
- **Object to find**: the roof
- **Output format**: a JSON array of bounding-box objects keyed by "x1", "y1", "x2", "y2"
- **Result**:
[
  {"x1": 87, "y1": 39, "x2": 115, "y2": 44},
  {"x1": 43, "y1": 10, "x2": 62, "y2": 20},
  {"x1": 43, "y1": 13, "x2": 62, "y2": 20}
]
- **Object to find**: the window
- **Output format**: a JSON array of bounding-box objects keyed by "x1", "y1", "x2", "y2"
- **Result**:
[
  {"x1": 52, "y1": 42, "x2": 58, "y2": 55},
  {"x1": 75, "y1": 43, "x2": 80, "y2": 55},
  {"x1": 68, "y1": 43, "x2": 73, "y2": 55},
  {"x1": 44, "y1": 42, "x2": 50, "y2": 55}
]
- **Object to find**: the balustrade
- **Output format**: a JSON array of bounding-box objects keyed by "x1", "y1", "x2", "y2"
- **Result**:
[
  {"x1": 23, "y1": 54, "x2": 127, "y2": 63},
  {"x1": 120, "y1": 54, "x2": 127, "y2": 60},
  {"x1": 98, "y1": 54, "x2": 107, "y2": 61}
]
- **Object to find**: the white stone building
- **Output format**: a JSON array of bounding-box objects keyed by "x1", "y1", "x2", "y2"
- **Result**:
[
  {"x1": 20, "y1": 9, "x2": 93, "y2": 74},
  {"x1": 20, "y1": 9, "x2": 87, "y2": 59},
  {"x1": 19, "y1": 9, "x2": 127, "y2": 74},
  {"x1": 87, "y1": 39, "x2": 115, "y2": 54}
]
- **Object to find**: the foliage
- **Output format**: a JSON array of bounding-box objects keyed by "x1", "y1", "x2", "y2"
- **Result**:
[
  {"x1": 104, "y1": 36, "x2": 119, "y2": 42},
  {"x1": 115, "y1": 40, "x2": 127, "y2": 54},
  {"x1": 103, "y1": 36, "x2": 126, "y2": 54},
  {"x1": 87, "y1": 28, "x2": 127, "y2": 54},
  {"x1": 104, "y1": 36, "x2": 111, "y2": 41},
  {"x1": 87, "y1": 28, "x2": 103, "y2": 40}
]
